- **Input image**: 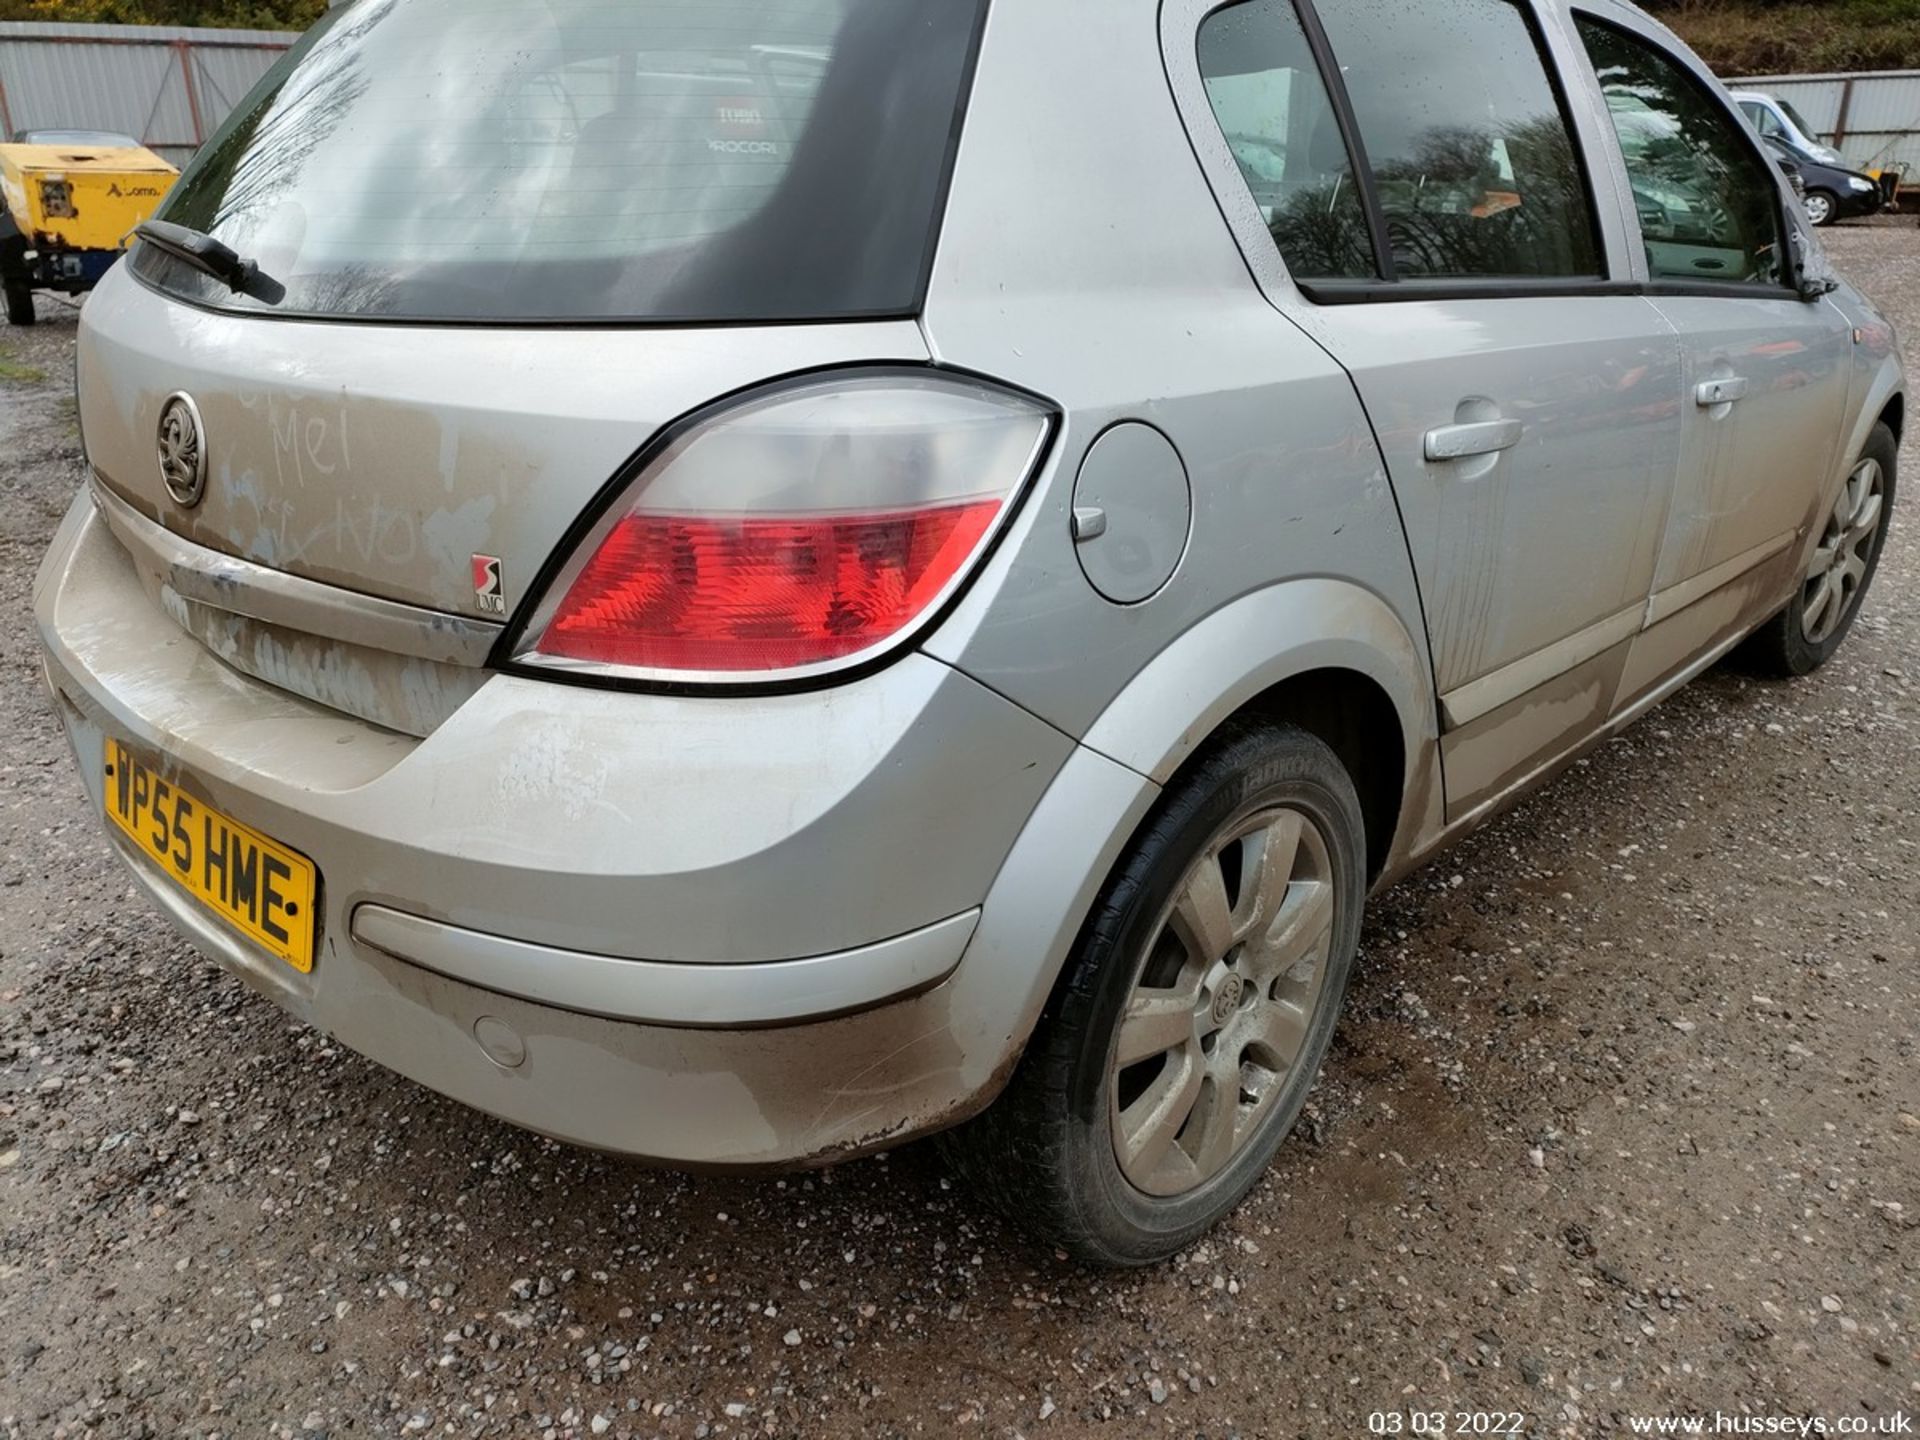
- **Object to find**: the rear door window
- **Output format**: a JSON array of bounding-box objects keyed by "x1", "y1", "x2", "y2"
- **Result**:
[
  {"x1": 1195, "y1": 0, "x2": 1379, "y2": 281},
  {"x1": 1315, "y1": 0, "x2": 1602, "y2": 281},
  {"x1": 134, "y1": 0, "x2": 985, "y2": 323},
  {"x1": 1577, "y1": 17, "x2": 1787, "y2": 288}
]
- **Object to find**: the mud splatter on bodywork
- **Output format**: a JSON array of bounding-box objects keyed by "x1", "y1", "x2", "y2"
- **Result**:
[
  {"x1": 72, "y1": 266, "x2": 928, "y2": 621},
  {"x1": 155, "y1": 585, "x2": 487, "y2": 738}
]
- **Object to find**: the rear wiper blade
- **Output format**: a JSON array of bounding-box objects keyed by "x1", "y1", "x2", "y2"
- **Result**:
[{"x1": 135, "y1": 220, "x2": 284, "y2": 303}]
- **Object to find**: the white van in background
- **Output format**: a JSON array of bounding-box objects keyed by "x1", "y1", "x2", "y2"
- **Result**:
[{"x1": 1733, "y1": 89, "x2": 1848, "y2": 166}]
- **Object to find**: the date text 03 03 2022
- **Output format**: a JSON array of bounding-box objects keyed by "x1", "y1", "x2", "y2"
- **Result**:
[{"x1": 1369, "y1": 1415, "x2": 1529, "y2": 1438}]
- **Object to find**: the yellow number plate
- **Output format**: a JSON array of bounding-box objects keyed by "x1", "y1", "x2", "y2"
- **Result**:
[{"x1": 103, "y1": 739, "x2": 318, "y2": 974}]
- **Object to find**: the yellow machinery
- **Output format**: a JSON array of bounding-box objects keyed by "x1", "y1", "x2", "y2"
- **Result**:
[
  {"x1": 1867, "y1": 165, "x2": 1907, "y2": 213},
  {"x1": 1, "y1": 131, "x2": 177, "y2": 326}
]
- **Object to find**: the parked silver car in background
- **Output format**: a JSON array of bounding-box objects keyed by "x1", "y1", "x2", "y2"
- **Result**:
[{"x1": 35, "y1": 0, "x2": 1903, "y2": 1264}]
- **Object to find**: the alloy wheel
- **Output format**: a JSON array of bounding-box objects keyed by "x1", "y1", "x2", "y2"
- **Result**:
[
  {"x1": 1108, "y1": 804, "x2": 1338, "y2": 1198},
  {"x1": 1804, "y1": 191, "x2": 1834, "y2": 226},
  {"x1": 1802, "y1": 456, "x2": 1886, "y2": 645}
]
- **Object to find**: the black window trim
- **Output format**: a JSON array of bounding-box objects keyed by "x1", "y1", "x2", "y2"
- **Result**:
[
  {"x1": 1303, "y1": 275, "x2": 1819, "y2": 306},
  {"x1": 1268, "y1": 0, "x2": 1615, "y2": 303},
  {"x1": 1569, "y1": 5, "x2": 1806, "y2": 305},
  {"x1": 1288, "y1": 0, "x2": 1396, "y2": 283},
  {"x1": 1305, "y1": 276, "x2": 1633, "y2": 305},
  {"x1": 127, "y1": 0, "x2": 992, "y2": 331},
  {"x1": 1178, "y1": 0, "x2": 1819, "y2": 309}
]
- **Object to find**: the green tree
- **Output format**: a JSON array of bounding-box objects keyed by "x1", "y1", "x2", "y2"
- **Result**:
[
  {"x1": 0, "y1": 0, "x2": 324, "y2": 27},
  {"x1": 1641, "y1": 0, "x2": 1920, "y2": 75}
]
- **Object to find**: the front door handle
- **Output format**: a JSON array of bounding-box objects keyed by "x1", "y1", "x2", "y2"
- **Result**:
[
  {"x1": 1425, "y1": 417, "x2": 1524, "y2": 462},
  {"x1": 1695, "y1": 376, "x2": 1749, "y2": 407}
]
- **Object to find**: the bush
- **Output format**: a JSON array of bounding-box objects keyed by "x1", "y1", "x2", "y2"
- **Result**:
[
  {"x1": 0, "y1": 0, "x2": 325, "y2": 26},
  {"x1": 1644, "y1": 0, "x2": 1920, "y2": 75},
  {"x1": 3, "y1": 0, "x2": 1916, "y2": 79}
]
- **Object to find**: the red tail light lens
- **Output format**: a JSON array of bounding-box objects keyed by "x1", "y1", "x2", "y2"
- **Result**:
[
  {"x1": 538, "y1": 500, "x2": 1002, "y2": 673},
  {"x1": 516, "y1": 372, "x2": 1052, "y2": 683}
]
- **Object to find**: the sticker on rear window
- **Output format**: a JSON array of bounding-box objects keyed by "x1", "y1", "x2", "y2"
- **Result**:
[{"x1": 716, "y1": 99, "x2": 768, "y2": 138}]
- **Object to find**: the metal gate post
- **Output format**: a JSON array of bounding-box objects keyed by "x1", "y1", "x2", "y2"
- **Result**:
[{"x1": 174, "y1": 39, "x2": 206, "y2": 147}]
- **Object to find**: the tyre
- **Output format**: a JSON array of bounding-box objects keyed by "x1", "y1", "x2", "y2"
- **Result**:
[
  {"x1": 1804, "y1": 188, "x2": 1837, "y2": 226},
  {"x1": 944, "y1": 721, "x2": 1367, "y2": 1266},
  {"x1": 1740, "y1": 421, "x2": 1897, "y2": 678},
  {"x1": 3, "y1": 282, "x2": 32, "y2": 328}
]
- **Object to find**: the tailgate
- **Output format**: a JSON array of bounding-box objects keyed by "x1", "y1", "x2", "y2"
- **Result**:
[{"x1": 77, "y1": 265, "x2": 929, "y2": 625}]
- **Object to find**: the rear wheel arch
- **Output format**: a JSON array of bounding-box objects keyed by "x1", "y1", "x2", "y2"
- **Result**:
[
  {"x1": 938, "y1": 583, "x2": 1439, "y2": 1134},
  {"x1": 944, "y1": 719, "x2": 1368, "y2": 1264},
  {"x1": 1079, "y1": 578, "x2": 1437, "y2": 886},
  {"x1": 1222, "y1": 669, "x2": 1404, "y2": 884}
]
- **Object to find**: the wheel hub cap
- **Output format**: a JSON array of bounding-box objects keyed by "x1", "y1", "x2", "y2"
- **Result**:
[
  {"x1": 1209, "y1": 973, "x2": 1244, "y2": 1027},
  {"x1": 1107, "y1": 804, "x2": 1339, "y2": 1198}
]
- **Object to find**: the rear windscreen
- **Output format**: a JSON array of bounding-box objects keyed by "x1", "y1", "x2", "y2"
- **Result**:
[{"x1": 133, "y1": 0, "x2": 985, "y2": 323}]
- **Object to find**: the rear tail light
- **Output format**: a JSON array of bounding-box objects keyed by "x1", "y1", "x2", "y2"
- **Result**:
[{"x1": 511, "y1": 370, "x2": 1053, "y2": 684}]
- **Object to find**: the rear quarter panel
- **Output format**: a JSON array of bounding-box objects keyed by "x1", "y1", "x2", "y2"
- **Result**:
[
  {"x1": 919, "y1": 0, "x2": 1440, "y2": 870},
  {"x1": 919, "y1": 0, "x2": 1434, "y2": 742}
]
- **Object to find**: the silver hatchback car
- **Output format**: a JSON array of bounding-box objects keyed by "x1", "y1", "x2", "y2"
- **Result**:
[{"x1": 36, "y1": 0, "x2": 1903, "y2": 1264}]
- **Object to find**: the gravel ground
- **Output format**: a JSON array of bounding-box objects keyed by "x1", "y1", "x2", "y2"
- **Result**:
[{"x1": 1, "y1": 224, "x2": 1917, "y2": 1440}]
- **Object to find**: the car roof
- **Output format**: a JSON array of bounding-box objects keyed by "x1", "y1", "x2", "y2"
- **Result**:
[{"x1": 15, "y1": 128, "x2": 141, "y2": 146}]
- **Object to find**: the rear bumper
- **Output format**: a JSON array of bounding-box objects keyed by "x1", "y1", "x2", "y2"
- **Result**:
[
  {"x1": 348, "y1": 903, "x2": 979, "y2": 1028},
  {"x1": 34, "y1": 490, "x2": 1103, "y2": 1164}
]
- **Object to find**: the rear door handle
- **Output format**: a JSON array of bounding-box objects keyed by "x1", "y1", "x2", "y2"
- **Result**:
[
  {"x1": 1695, "y1": 377, "x2": 1749, "y2": 407},
  {"x1": 1424, "y1": 417, "x2": 1524, "y2": 462}
]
